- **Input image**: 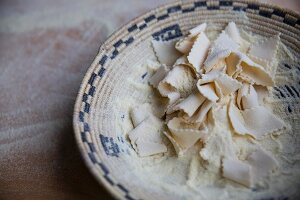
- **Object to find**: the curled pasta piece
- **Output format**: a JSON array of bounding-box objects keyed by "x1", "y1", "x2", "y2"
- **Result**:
[
  {"x1": 174, "y1": 55, "x2": 189, "y2": 65},
  {"x1": 198, "y1": 70, "x2": 222, "y2": 84},
  {"x1": 228, "y1": 102, "x2": 249, "y2": 135},
  {"x1": 128, "y1": 116, "x2": 162, "y2": 144},
  {"x1": 198, "y1": 71, "x2": 239, "y2": 106},
  {"x1": 212, "y1": 59, "x2": 227, "y2": 72},
  {"x1": 229, "y1": 103, "x2": 285, "y2": 139},
  {"x1": 191, "y1": 99, "x2": 214, "y2": 123},
  {"x1": 167, "y1": 117, "x2": 207, "y2": 155},
  {"x1": 174, "y1": 56, "x2": 198, "y2": 78},
  {"x1": 164, "y1": 130, "x2": 186, "y2": 156},
  {"x1": 175, "y1": 23, "x2": 207, "y2": 54},
  {"x1": 211, "y1": 102, "x2": 230, "y2": 128},
  {"x1": 248, "y1": 35, "x2": 279, "y2": 63},
  {"x1": 246, "y1": 148, "x2": 279, "y2": 184},
  {"x1": 239, "y1": 38, "x2": 251, "y2": 54},
  {"x1": 189, "y1": 22, "x2": 207, "y2": 37},
  {"x1": 241, "y1": 106, "x2": 285, "y2": 138},
  {"x1": 130, "y1": 103, "x2": 152, "y2": 127},
  {"x1": 253, "y1": 85, "x2": 269, "y2": 104},
  {"x1": 222, "y1": 157, "x2": 253, "y2": 187},
  {"x1": 128, "y1": 116, "x2": 167, "y2": 156},
  {"x1": 157, "y1": 78, "x2": 180, "y2": 105},
  {"x1": 197, "y1": 82, "x2": 219, "y2": 102},
  {"x1": 224, "y1": 22, "x2": 242, "y2": 45},
  {"x1": 241, "y1": 85, "x2": 259, "y2": 109},
  {"x1": 225, "y1": 52, "x2": 243, "y2": 77},
  {"x1": 158, "y1": 86, "x2": 180, "y2": 105},
  {"x1": 204, "y1": 47, "x2": 231, "y2": 73},
  {"x1": 226, "y1": 52, "x2": 274, "y2": 86},
  {"x1": 150, "y1": 91, "x2": 170, "y2": 118},
  {"x1": 149, "y1": 64, "x2": 170, "y2": 88},
  {"x1": 135, "y1": 139, "x2": 167, "y2": 157},
  {"x1": 239, "y1": 57, "x2": 274, "y2": 86},
  {"x1": 187, "y1": 32, "x2": 211, "y2": 73},
  {"x1": 215, "y1": 73, "x2": 242, "y2": 96},
  {"x1": 175, "y1": 37, "x2": 195, "y2": 54},
  {"x1": 152, "y1": 39, "x2": 181, "y2": 66},
  {"x1": 213, "y1": 31, "x2": 239, "y2": 51},
  {"x1": 167, "y1": 91, "x2": 206, "y2": 117},
  {"x1": 158, "y1": 65, "x2": 195, "y2": 99},
  {"x1": 248, "y1": 35, "x2": 280, "y2": 78},
  {"x1": 236, "y1": 83, "x2": 250, "y2": 109},
  {"x1": 165, "y1": 110, "x2": 181, "y2": 123}
]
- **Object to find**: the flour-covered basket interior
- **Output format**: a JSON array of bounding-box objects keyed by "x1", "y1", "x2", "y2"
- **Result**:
[{"x1": 84, "y1": 7, "x2": 300, "y2": 200}]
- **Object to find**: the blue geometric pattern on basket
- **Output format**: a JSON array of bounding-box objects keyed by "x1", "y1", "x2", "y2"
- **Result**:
[
  {"x1": 100, "y1": 134, "x2": 120, "y2": 157},
  {"x1": 152, "y1": 24, "x2": 183, "y2": 41}
]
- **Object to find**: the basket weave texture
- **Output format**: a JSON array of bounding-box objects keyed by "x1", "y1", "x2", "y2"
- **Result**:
[{"x1": 73, "y1": 1, "x2": 300, "y2": 199}]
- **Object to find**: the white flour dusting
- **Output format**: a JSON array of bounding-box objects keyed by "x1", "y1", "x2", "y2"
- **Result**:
[{"x1": 113, "y1": 30, "x2": 300, "y2": 199}]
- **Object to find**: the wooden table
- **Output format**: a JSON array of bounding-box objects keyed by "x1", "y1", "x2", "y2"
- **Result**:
[{"x1": 0, "y1": 1, "x2": 298, "y2": 199}]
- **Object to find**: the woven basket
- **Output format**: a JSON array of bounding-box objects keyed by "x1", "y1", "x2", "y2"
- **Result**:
[{"x1": 73, "y1": 1, "x2": 300, "y2": 199}]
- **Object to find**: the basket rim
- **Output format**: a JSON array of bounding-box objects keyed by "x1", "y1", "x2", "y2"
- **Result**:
[{"x1": 73, "y1": 1, "x2": 300, "y2": 199}]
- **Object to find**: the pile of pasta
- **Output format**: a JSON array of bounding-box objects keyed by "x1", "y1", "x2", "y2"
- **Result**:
[{"x1": 128, "y1": 22, "x2": 286, "y2": 187}]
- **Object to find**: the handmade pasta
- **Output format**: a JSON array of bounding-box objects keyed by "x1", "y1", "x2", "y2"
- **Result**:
[
  {"x1": 152, "y1": 40, "x2": 181, "y2": 66},
  {"x1": 167, "y1": 117, "x2": 206, "y2": 152},
  {"x1": 229, "y1": 103, "x2": 285, "y2": 138},
  {"x1": 246, "y1": 148, "x2": 278, "y2": 183},
  {"x1": 224, "y1": 22, "x2": 242, "y2": 45},
  {"x1": 148, "y1": 64, "x2": 170, "y2": 88},
  {"x1": 128, "y1": 115, "x2": 166, "y2": 156},
  {"x1": 127, "y1": 22, "x2": 287, "y2": 190},
  {"x1": 187, "y1": 32, "x2": 211, "y2": 73},
  {"x1": 167, "y1": 91, "x2": 205, "y2": 117},
  {"x1": 222, "y1": 158, "x2": 253, "y2": 187}
]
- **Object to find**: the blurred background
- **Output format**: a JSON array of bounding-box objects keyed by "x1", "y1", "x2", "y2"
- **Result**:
[{"x1": 0, "y1": 0, "x2": 299, "y2": 200}]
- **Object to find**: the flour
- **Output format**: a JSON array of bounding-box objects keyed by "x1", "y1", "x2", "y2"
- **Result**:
[{"x1": 113, "y1": 29, "x2": 300, "y2": 199}]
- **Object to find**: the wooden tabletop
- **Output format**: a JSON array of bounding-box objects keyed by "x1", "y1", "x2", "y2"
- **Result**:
[{"x1": 0, "y1": 1, "x2": 299, "y2": 200}]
